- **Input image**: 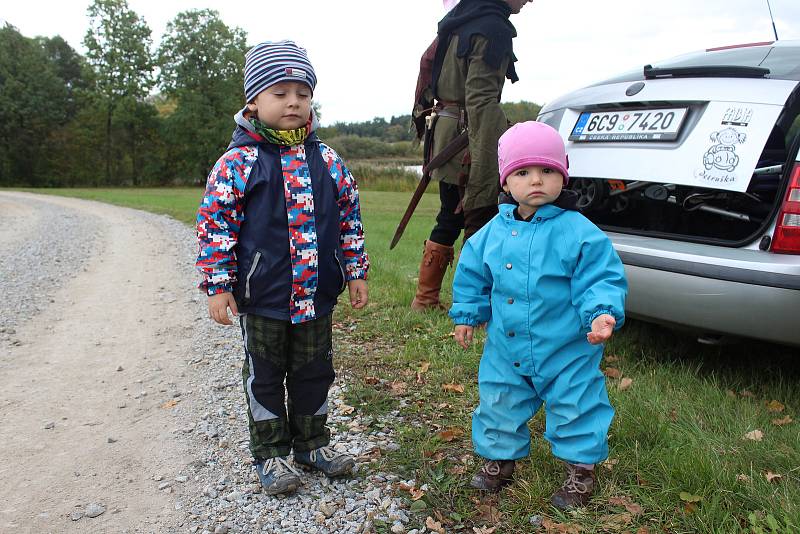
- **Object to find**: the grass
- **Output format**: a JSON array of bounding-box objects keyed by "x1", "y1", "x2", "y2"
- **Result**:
[{"x1": 14, "y1": 186, "x2": 800, "y2": 533}]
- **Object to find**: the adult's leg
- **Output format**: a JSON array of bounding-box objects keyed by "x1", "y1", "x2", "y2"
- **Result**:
[
  {"x1": 463, "y1": 204, "x2": 498, "y2": 242},
  {"x1": 429, "y1": 182, "x2": 464, "y2": 247},
  {"x1": 411, "y1": 183, "x2": 460, "y2": 311}
]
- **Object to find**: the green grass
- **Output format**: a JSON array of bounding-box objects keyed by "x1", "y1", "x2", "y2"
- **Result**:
[{"x1": 16, "y1": 187, "x2": 800, "y2": 533}]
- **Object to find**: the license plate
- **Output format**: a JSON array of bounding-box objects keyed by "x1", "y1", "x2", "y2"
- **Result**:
[{"x1": 569, "y1": 108, "x2": 688, "y2": 142}]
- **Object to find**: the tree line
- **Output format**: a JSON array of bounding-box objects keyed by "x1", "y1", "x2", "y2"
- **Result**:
[{"x1": 0, "y1": 0, "x2": 542, "y2": 188}]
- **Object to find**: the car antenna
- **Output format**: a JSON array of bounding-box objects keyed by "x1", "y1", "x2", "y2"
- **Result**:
[{"x1": 766, "y1": 0, "x2": 779, "y2": 40}]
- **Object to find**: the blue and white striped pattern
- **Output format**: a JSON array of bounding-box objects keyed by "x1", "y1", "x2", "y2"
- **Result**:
[{"x1": 244, "y1": 40, "x2": 317, "y2": 103}]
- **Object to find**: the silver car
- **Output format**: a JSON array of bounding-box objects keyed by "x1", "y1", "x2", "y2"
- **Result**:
[{"x1": 538, "y1": 40, "x2": 800, "y2": 347}]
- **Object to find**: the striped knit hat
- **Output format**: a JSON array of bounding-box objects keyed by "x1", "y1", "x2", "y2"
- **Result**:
[{"x1": 244, "y1": 40, "x2": 317, "y2": 103}]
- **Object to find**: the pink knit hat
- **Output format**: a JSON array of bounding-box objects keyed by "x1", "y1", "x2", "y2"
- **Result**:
[{"x1": 498, "y1": 121, "x2": 569, "y2": 186}]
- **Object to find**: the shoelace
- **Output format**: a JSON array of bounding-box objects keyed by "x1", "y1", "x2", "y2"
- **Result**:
[
  {"x1": 309, "y1": 446, "x2": 342, "y2": 463},
  {"x1": 262, "y1": 456, "x2": 302, "y2": 478},
  {"x1": 483, "y1": 461, "x2": 502, "y2": 476},
  {"x1": 561, "y1": 467, "x2": 591, "y2": 494}
]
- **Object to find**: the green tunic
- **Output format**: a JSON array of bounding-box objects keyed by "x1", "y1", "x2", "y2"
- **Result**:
[{"x1": 430, "y1": 34, "x2": 510, "y2": 211}]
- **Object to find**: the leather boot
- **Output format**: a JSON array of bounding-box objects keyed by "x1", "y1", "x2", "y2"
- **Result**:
[
  {"x1": 550, "y1": 462, "x2": 596, "y2": 510},
  {"x1": 470, "y1": 459, "x2": 515, "y2": 492},
  {"x1": 411, "y1": 240, "x2": 454, "y2": 311}
]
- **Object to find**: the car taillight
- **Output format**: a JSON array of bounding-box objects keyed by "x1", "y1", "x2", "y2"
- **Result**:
[{"x1": 771, "y1": 163, "x2": 800, "y2": 254}]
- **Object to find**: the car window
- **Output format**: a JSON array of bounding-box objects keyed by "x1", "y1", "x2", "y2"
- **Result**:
[
  {"x1": 788, "y1": 114, "x2": 800, "y2": 149},
  {"x1": 594, "y1": 45, "x2": 800, "y2": 85}
]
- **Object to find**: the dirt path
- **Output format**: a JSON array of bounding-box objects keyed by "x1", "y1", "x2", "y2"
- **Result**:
[{"x1": 0, "y1": 192, "x2": 197, "y2": 533}]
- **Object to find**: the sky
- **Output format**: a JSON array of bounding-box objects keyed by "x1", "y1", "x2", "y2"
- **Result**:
[{"x1": 2, "y1": 0, "x2": 800, "y2": 126}]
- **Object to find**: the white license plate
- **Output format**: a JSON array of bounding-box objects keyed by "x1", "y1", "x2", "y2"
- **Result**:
[{"x1": 569, "y1": 108, "x2": 688, "y2": 142}]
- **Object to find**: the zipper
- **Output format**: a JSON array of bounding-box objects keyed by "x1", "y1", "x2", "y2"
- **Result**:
[
  {"x1": 244, "y1": 251, "x2": 262, "y2": 301},
  {"x1": 334, "y1": 252, "x2": 346, "y2": 293}
]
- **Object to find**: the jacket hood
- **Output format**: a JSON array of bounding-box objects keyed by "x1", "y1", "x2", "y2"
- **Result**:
[{"x1": 228, "y1": 106, "x2": 320, "y2": 150}]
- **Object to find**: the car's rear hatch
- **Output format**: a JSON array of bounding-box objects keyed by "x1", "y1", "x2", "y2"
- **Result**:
[{"x1": 538, "y1": 42, "x2": 800, "y2": 247}]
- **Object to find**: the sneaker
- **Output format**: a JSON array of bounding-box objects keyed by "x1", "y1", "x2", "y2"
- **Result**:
[
  {"x1": 550, "y1": 463, "x2": 595, "y2": 510},
  {"x1": 470, "y1": 459, "x2": 515, "y2": 491},
  {"x1": 255, "y1": 456, "x2": 302, "y2": 495},
  {"x1": 294, "y1": 446, "x2": 355, "y2": 478}
]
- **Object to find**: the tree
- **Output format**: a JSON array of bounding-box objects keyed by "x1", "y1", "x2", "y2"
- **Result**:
[
  {"x1": 0, "y1": 24, "x2": 68, "y2": 185},
  {"x1": 37, "y1": 35, "x2": 93, "y2": 121},
  {"x1": 84, "y1": 0, "x2": 154, "y2": 184},
  {"x1": 501, "y1": 100, "x2": 542, "y2": 124},
  {"x1": 157, "y1": 9, "x2": 246, "y2": 182}
]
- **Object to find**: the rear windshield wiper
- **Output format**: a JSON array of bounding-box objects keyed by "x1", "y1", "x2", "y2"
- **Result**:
[{"x1": 643, "y1": 64, "x2": 770, "y2": 79}]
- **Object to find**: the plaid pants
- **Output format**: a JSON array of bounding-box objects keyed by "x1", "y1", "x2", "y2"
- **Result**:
[{"x1": 240, "y1": 313, "x2": 335, "y2": 459}]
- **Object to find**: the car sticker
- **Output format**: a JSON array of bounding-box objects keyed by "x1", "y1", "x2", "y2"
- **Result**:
[{"x1": 721, "y1": 106, "x2": 753, "y2": 127}]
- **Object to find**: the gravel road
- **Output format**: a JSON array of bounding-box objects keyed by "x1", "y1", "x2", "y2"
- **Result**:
[{"x1": 0, "y1": 192, "x2": 417, "y2": 534}]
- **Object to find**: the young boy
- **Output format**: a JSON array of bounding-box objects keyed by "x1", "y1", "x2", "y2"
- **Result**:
[
  {"x1": 449, "y1": 121, "x2": 627, "y2": 509},
  {"x1": 196, "y1": 40, "x2": 370, "y2": 496}
]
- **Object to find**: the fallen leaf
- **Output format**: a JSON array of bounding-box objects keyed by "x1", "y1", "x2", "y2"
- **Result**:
[
  {"x1": 364, "y1": 376, "x2": 379, "y2": 385},
  {"x1": 448, "y1": 465, "x2": 467, "y2": 475},
  {"x1": 736, "y1": 474, "x2": 751, "y2": 482},
  {"x1": 608, "y1": 496, "x2": 643, "y2": 515},
  {"x1": 618, "y1": 377, "x2": 633, "y2": 391},
  {"x1": 603, "y1": 367, "x2": 623, "y2": 379},
  {"x1": 410, "y1": 488, "x2": 426, "y2": 501},
  {"x1": 605, "y1": 354, "x2": 620, "y2": 363},
  {"x1": 679, "y1": 492, "x2": 702, "y2": 503},
  {"x1": 599, "y1": 513, "x2": 632, "y2": 530},
  {"x1": 669, "y1": 408, "x2": 678, "y2": 422},
  {"x1": 473, "y1": 527, "x2": 497, "y2": 534},
  {"x1": 442, "y1": 383, "x2": 465, "y2": 394},
  {"x1": 437, "y1": 428, "x2": 465, "y2": 442},
  {"x1": 426, "y1": 516, "x2": 444, "y2": 533},
  {"x1": 160, "y1": 399, "x2": 179, "y2": 409},
  {"x1": 418, "y1": 361, "x2": 431, "y2": 373},
  {"x1": 635, "y1": 528, "x2": 651, "y2": 534},
  {"x1": 477, "y1": 504, "x2": 501, "y2": 523},
  {"x1": 765, "y1": 471, "x2": 783, "y2": 483},
  {"x1": 772, "y1": 415, "x2": 793, "y2": 426},
  {"x1": 389, "y1": 381, "x2": 407, "y2": 395},
  {"x1": 397, "y1": 482, "x2": 414, "y2": 492},
  {"x1": 743, "y1": 429, "x2": 764, "y2": 441},
  {"x1": 437, "y1": 402, "x2": 451, "y2": 409},
  {"x1": 339, "y1": 404, "x2": 355, "y2": 415},
  {"x1": 434, "y1": 510, "x2": 451, "y2": 525},
  {"x1": 740, "y1": 390, "x2": 755, "y2": 398},
  {"x1": 726, "y1": 389, "x2": 737, "y2": 398},
  {"x1": 541, "y1": 518, "x2": 582, "y2": 533},
  {"x1": 601, "y1": 458, "x2": 619, "y2": 471},
  {"x1": 766, "y1": 400, "x2": 785, "y2": 413},
  {"x1": 416, "y1": 372, "x2": 426, "y2": 384},
  {"x1": 683, "y1": 502, "x2": 698, "y2": 514},
  {"x1": 430, "y1": 451, "x2": 447, "y2": 462}
]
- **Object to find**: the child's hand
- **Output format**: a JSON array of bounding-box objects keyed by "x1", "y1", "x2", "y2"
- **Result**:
[
  {"x1": 454, "y1": 325, "x2": 474, "y2": 349},
  {"x1": 208, "y1": 292, "x2": 238, "y2": 325},
  {"x1": 587, "y1": 313, "x2": 616, "y2": 344},
  {"x1": 348, "y1": 279, "x2": 368, "y2": 309}
]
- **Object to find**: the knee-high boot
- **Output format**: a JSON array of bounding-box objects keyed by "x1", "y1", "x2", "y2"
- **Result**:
[{"x1": 411, "y1": 240, "x2": 454, "y2": 311}]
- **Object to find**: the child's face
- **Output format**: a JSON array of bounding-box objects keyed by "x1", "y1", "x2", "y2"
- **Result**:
[
  {"x1": 502, "y1": 165, "x2": 563, "y2": 218},
  {"x1": 247, "y1": 81, "x2": 312, "y2": 130}
]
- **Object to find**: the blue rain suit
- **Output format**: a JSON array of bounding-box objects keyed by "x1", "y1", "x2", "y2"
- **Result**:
[{"x1": 449, "y1": 203, "x2": 627, "y2": 464}]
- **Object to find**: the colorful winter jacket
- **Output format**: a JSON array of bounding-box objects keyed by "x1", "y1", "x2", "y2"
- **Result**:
[
  {"x1": 196, "y1": 110, "x2": 369, "y2": 324},
  {"x1": 449, "y1": 203, "x2": 627, "y2": 378}
]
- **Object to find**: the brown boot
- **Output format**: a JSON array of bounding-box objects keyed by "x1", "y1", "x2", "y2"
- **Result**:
[
  {"x1": 411, "y1": 240, "x2": 454, "y2": 311},
  {"x1": 470, "y1": 460, "x2": 515, "y2": 492},
  {"x1": 550, "y1": 463, "x2": 595, "y2": 510}
]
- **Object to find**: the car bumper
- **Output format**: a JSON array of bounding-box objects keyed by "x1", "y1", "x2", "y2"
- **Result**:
[{"x1": 610, "y1": 233, "x2": 800, "y2": 347}]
